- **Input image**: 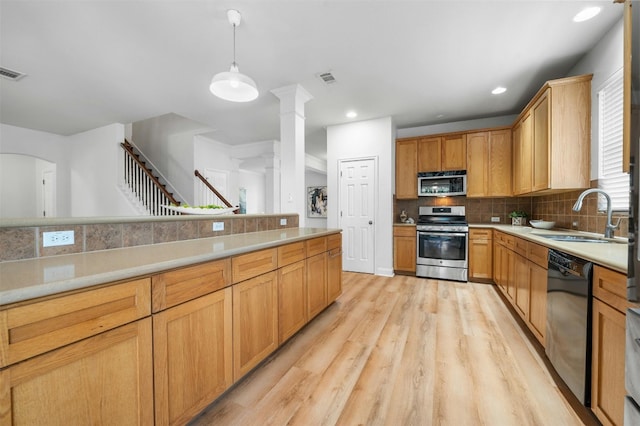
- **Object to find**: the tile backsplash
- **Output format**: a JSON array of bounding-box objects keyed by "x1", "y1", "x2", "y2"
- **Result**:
[
  {"x1": 0, "y1": 214, "x2": 299, "y2": 262},
  {"x1": 395, "y1": 181, "x2": 628, "y2": 238}
]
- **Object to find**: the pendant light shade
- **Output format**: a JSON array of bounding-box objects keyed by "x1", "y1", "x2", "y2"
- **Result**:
[{"x1": 210, "y1": 10, "x2": 258, "y2": 102}]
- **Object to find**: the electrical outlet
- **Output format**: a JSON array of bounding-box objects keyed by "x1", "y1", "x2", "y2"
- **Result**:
[
  {"x1": 280, "y1": 218, "x2": 287, "y2": 226},
  {"x1": 491, "y1": 217, "x2": 500, "y2": 223},
  {"x1": 212, "y1": 222, "x2": 224, "y2": 231},
  {"x1": 42, "y1": 230, "x2": 75, "y2": 247}
]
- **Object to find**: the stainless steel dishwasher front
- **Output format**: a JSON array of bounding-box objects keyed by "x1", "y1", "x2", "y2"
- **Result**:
[{"x1": 546, "y1": 248, "x2": 593, "y2": 406}]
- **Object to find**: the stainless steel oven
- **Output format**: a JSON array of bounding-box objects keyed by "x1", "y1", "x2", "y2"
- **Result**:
[{"x1": 416, "y1": 206, "x2": 468, "y2": 282}]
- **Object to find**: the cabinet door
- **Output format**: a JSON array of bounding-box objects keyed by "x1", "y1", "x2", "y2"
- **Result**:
[
  {"x1": 514, "y1": 253, "x2": 529, "y2": 319},
  {"x1": 153, "y1": 288, "x2": 232, "y2": 426},
  {"x1": 233, "y1": 272, "x2": 278, "y2": 380},
  {"x1": 442, "y1": 134, "x2": 467, "y2": 171},
  {"x1": 396, "y1": 139, "x2": 418, "y2": 199},
  {"x1": 493, "y1": 241, "x2": 504, "y2": 291},
  {"x1": 505, "y1": 248, "x2": 516, "y2": 302},
  {"x1": 278, "y1": 260, "x2": 307, "y2": 344},
  {"x1": 327, "y1": 247, "x2": 343, "y2": 303},
  {"x1": 469, "y1": 236, "x2": 492, "y2": 280},
  {"x1": 528, "y1": 262, "x2": 547, "y2": 346},
  {"x1": 393, "y1": 226, "x2": 416, "y2": 273},
  {"x1": 532, "y1": 91, "x2": 550, "y2": 192},
  {"x1": 591, "y1": 299, "x2": 626, "y2": 426},
  {"x1": 514, "y1": 113, "x2": 533, "y2": 195},
  {"x1": 488, "y1": 129, "x2": 512, "y2": 196},
  {"x1": 417, "y1": 136, "x2": 442, "y2": 172},
  {"x1": 466, "y1": 132, "x2": 489, "y2": 197},
  {"x1": 307, "y1": 252, "x2": 328, "y2": 319},
  {"x1": 1, "y1": 319, "x2": 153, "y2": 426}
]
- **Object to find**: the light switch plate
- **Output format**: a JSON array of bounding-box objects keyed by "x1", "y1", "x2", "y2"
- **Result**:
[
  {"x1": 43, "y1": 230, "x2": 75, "y2": 247},
  {"x1": 491, "y1": 217, "x2": 500, "y2": 223},
  {"x1": 212, "y1": 222, "x2": 224, "y2": 231}
]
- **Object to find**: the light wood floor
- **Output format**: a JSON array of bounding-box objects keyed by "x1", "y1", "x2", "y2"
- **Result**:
[{"x1": 190, "y1": 272, "x2": 588, "y2": 426}]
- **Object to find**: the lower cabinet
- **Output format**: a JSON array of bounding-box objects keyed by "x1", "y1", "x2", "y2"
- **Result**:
[
  {"x1": 327, "y1": 246, "x2": 343, "y2": 302},
  {"x1": 153, "y1": 288, "x2": 233, "y2": 426},
  {"x1": 393, "y1": 225, "x2": 416, "y2": 274},
  {"x1": 278, "y1": 260, "x2": 308, "y2": 344},
  {"x1": 514, "y1": 253, "x2": 530, "y2": 319},
  {"x1": 0, "y1": 319, "x2": 154, "y2": 425},
  {"x1": 307, "y1": 252, "x2": 328, "y2": 319},
  {"x1": 233, "y1": 271, "x2": 279, "y2": 380},
  {"x1": 469, "y1": 229, "x2": 493, "y2": 280}
]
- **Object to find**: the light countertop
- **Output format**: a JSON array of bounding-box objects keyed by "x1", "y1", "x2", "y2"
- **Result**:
[
  {"x1": 0, "y1": 228, "x2": 340, "y2": 306},
  {"x1": 470, "y1": 224, "x2": 628, "y2": 274}
]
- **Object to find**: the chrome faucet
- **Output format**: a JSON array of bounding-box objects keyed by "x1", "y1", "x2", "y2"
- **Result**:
[{"x1": 572, "y1": 188, "x2": 621, "y2": 239}]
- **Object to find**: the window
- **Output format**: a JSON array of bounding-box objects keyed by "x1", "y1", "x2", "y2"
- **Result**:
[{"x1": 598, "y1": 68, "x2": 628, "y2": 211}]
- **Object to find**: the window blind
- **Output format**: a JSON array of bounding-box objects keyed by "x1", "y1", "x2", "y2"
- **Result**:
[{"x1": 598, "y1": 68, "x2": 628, "y2": 211}]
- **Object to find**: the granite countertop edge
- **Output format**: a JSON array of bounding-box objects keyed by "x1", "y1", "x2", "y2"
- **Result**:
[{"x1": 0, "y1": 228, "x2": 341, "y2": 306}]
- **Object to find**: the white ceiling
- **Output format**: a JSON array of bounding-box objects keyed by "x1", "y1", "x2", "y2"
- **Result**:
[{"x1": 0, "y1": 1, "x2": 623, "y2": 160}]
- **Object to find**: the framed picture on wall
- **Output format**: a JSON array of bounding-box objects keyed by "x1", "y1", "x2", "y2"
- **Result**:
[{"x1": 307, "y1": 186, "x2": 327, "y2": 218}]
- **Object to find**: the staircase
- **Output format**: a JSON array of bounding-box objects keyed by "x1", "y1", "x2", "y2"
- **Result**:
[{"x1": 120, "y1": 140, "x2": 182, "y2": 215}]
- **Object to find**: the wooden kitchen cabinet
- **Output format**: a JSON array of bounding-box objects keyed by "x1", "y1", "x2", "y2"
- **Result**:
[
  {"x1": 233, "y1": 271, "x2": 279, "y2": 380},
  {"x1": 153, "y1": 287, "x2": 232, "y2": 426},
  {"x1": 278, "y1": 260, "x2": 307, "y2": 344},
  {"x1": 442, "y1": 134, "x2": 467, "y2": 170},
  {"x1": 514, "y1": 253, "x2": 530, "y2": 320},
  {"x1": 469, "y1": 228, "x2": 492, "y2": 280},
  {"x1": 394, "y1": 225, "x2": 416, "y2": 274},
  {"x1": 395, "y1": 138, "x2": 418, "y2": 199},
  {"x1": 327, "y1": 234, "x2": 343, "y2": 303},
  {"x1": 307, "y1": 252, "x2": 328, "y2": 319},
  {"x1": 416, "y1": 133, "x2": 466, "y2": 172},
  {"x1": 1, "y1": 318, "x2": 154, "y2": 425},
  {"x1": 418, "y1": 136, "x2": 442, "y2": 172},
  {"x1": 467, "y1": 129, "x2": 512, "y2": 197},
  {"x1": 527, "y1": 243, "x2": 548, "y2": 345},
  {"x1": 512, "y1": 74, "x2": 591, "y2": 195},
  {"x1": 592, "y1": 298, "x2": 627, "y2": 426}
]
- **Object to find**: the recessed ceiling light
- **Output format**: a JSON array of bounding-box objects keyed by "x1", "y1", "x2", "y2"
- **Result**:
[
  {"x1": 492, "y1": 86, "x2": 507, "y2": 95},
  {"x1": 573, "y1": 6, "x2": 601, "y2": 23},
  {"x1": 346, "y1": 111, "x2": 357, "y2": 118}
]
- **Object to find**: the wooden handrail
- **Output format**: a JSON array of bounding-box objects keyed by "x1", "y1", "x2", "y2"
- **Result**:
[
  {"x1": 194, "y1": 169, "x2": 236, "y2": 211},
  {"x1": 120, "y1": 142, "x2": 180, "y2": 206}
]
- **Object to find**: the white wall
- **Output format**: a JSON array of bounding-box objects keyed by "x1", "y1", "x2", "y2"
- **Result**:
[
  {"x1": 0, "y1": 124, "x2": 71, "y2": 216},
  {"x1": 238, "y1": 170, "x2": 266, "y2": 214},
  {"x1": 0, "y1": 154, "x2": 37, "y2": 217},
  {"x1": 327, "y1": 116, "x2": 395, "y2": 277},
  {"x1": 68, "y1": 123, "x2": 139, "y2": 217},
  {"x1": 305, "y1": 170, "x2": 327, "y2": 228},
  {"x1": 567, "y1": 18, "x2": 624, "y2": 180}
]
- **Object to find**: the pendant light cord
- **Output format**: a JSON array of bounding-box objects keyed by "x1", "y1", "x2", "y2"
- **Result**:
[{"x1": 232, "y1": 23, "x2": 237, "y2": 68}]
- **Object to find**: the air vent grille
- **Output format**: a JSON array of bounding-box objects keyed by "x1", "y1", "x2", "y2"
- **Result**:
[
  {"x1": 0, "y1": 67, "x2": 26, "y2": 81},
  {"x1": 318, "y1": 72, "x2": 336, "y2": 85}
]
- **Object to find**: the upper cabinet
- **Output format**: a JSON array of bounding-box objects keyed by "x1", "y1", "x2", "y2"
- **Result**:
[
  {"x1": 418, "y1": 134, "x2": 466, "y2": 172},
  {"x1": 395, "y1": 139, "x2": 418, "y2": 199},
  {"x1": 513, "y1": 74, "x2": 592, "y2": 195},
  {"x1": 467, "y1": 128, "x2": 512, "y2": 197}
]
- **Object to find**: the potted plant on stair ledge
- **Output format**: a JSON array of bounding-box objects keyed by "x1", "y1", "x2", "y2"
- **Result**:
[{"x1": 509, "y1": 210, "x2": 528, "y2": 226}]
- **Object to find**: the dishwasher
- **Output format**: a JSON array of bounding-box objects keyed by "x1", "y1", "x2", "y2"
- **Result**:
[{"x1": 546, "y1": 249, "x2": 593, "y2": 405}]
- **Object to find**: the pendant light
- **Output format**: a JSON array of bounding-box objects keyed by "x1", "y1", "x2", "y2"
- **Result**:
[{"x1": 210, "y1": 9, "x2": 259, "y2": 102}]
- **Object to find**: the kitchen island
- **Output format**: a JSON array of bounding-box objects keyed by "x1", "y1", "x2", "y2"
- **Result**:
[{"x1": 0, "y1": 227, "x2": 342, "y2": 425}]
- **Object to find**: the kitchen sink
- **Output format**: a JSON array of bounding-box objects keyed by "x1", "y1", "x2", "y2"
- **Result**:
[{"x1": 538, "y1": 234, "x2": 622, "y2": 244}]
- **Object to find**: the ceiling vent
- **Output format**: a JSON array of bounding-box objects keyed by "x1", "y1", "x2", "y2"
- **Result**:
[
  {"x1": 0, "y1": 67, "x2": 26, "y2": 81},
  {"x1": 317, "y1": 72, "x2": 337, "y2": 85}
]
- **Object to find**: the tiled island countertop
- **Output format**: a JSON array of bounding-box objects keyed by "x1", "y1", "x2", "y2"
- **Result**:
[{"x1": 0, "y1": 228, "x2": 340, "y2": 306}]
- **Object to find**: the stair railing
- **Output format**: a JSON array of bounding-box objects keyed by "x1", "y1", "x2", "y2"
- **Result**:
[
  {"x1": 121, "y1": 141, "x2": 181, "y2": 215},
  {"x1": 194, "y1": 169, "x2": 238, "y2": 214}
]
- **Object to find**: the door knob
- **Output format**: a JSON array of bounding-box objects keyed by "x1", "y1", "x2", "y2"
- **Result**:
[{"x1": 369, "y1": 221, "x2": 373, "y2": 225}]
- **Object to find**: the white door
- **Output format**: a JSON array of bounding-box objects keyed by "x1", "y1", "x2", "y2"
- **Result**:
[
  {"x1": 41, "y1": 169, "x2": 56, "y2": 218},
  {"x1": 339, "y1": 158, "x2": 376, "y2": 274}
]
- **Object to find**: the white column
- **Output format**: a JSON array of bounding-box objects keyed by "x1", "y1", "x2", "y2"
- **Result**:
[
  {"x1": 263, "y1": 152, "x2": 280, "y2": 213},
  {"x1": 271, "y1": 84, "x2": 313, "y2": 227}
]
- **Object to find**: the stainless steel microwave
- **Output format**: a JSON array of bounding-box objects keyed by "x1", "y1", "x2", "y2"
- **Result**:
[{"x1": 418, "y1": 170, "x2": 467, "y2": 196}]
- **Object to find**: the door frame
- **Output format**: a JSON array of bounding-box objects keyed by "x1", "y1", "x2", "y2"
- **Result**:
[{"x1": 338, "y1": 156, "x2": 378, "y2": 274}]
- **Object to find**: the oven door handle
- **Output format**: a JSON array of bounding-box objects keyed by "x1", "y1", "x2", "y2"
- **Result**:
[{"x1": 418, "y1": 232, "x2": 468, "y2": 238}]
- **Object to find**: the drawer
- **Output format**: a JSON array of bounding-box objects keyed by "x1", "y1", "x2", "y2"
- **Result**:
[
  {"x1": 593, "y1": 265, "x2": 630, "y2": 313},
  {"x1": 627, "y1": 308, "x2": 640, "y2": 405},
  {"x1": 277, "y1": 242, "x2": 306, "y2": 267},
  {"x1": 393, "y1": 225, "x2": 416, "y2": 237},
  {"x1": 306, "y1": 237, "x2": 328, "y2": 257},
  {"x1": 504, "y1": 234, "x2": 515, "y2": 250},
  {"x1": 328, "y1": 233, "x2": 342, "y2": 250},
  {"x1": 470, "y1": 229, "x2": 492, "y2": 240},
  {"x1": 232, "y1": 248, "x2": 278, "y2": 283},
  {"x1": 494, "y1": 231, "x2": 505, "y2": 245},
  {"x1": 527, "y1": 242, "x2": 548, "y2": 269},
  {"x1": 0, "y1": 278, "x2": 151, "y2": 368},
  {"x1": 513, "y1": 237, "x2": 527, "y2": 257},
  {"x1": 152, "y1": 258, "x2": 231, "y2": 312}
]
